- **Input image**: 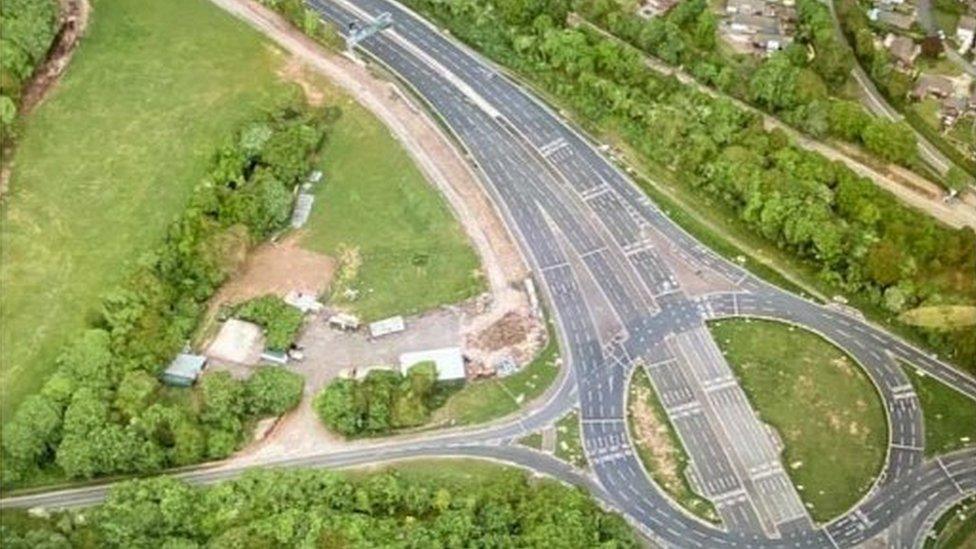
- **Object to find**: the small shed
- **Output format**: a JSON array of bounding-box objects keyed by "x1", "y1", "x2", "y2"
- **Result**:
[
  {"x1": 399, "y1": 347, "x2": 466, "y2": 381},
  {"x1": 328, "y1": 313, "x2": 361, "y2": 331},
  {"x1": 290, "y1": 193, "x2": 315, "y2": 229},
  {"x1": 284, "y1": 290, "x2": 323, "y2": 313},
  {"x1": 261, "y1": 349, "x2": 289, "y2": 365},
  {"x1": 162, "y1": 353, "x2": 207, "y2": 387},
  {"x1": 369, "y1": 315, "x2": 406, "y2": 338}
]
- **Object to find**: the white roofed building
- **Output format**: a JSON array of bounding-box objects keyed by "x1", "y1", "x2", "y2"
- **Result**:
[{"x1": 399, "y1": 347, "x2": 466, "y2": 381}]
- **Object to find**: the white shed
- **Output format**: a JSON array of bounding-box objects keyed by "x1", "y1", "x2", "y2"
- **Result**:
[
  {"x1": 399, "y1": 347, "x2": 466, "y2": 381},
  {"x1": 369, "y1": 315, "x2": 405, "y2": 338}
]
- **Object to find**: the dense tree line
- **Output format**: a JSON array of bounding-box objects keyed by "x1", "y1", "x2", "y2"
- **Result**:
[
  {"x1": 0, "y1": 467, "x2": 637, "y2": 547},
  {"x1": 234, "y1": 295, "x2": 305, "y2": 351},
  {"x1": 1, "y1": 103, "x2": 333, "y2": 486},
  {"x1": 401, "y1": 0, "x2": 976, "y2": 370},
  {"x1": 316, "y1": 363, "x2": 458, "y2": 436},
  {"x1": 0, "y1": 0, "x2": 60, "y2": 141}
]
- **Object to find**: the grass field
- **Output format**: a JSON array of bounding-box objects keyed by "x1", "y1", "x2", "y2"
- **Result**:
[
  {"x1": 518, "y1": 432, "x2": 543, "y2": 450},
  {"x1": 301, "y1": 90, "x2": 483, "y2": 321},
  {"x1": 710, "y1": 319, "x2": 887, "y2": 523},
  {"x1": 925, "y1": 496, "x2": 976, "y2": 549},
  {"x1": 554, "y1": 410, "x2": 587, "y2": 469},
  {"x1": 902, "y1": 364, "x2": 976, "y2": 456},
  {"x1": 627, "y1": 366, "x2": 719, "y2": 523},
  {"x1": 0, "y1": 0, "x2": 294, "y2": 421},
  {"x1": 431, "y1": 324, "x2": 560, "y2": 426}
]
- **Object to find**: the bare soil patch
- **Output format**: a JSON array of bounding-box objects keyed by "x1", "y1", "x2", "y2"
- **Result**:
[
  {"x1": 19, "y1": 0, "x2": 91, "y2": 115},
  {"x1": 630, "y1": 384, "x2": 682, "y2": 492},
  {"x1": 1, "y1": 0, "x2": 91, "y2": 196},
  {"x1": 211, "y1": 232, "x2": 335, "y2": 309}
]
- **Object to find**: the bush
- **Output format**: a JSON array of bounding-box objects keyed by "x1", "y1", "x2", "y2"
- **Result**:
[
  {"x1": 244, "y1": 366, "x2": 305, "y2": 416},
  {"x1": 235, "y1": 295, "x2": 304, "y2": 351},
  {"x1": 314, "y1": 363, "x2": 445, "y2": 436}
]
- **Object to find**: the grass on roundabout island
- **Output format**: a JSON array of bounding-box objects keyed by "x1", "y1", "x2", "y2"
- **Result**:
[{"x1": 709, "y1": 318, "x2": 887, "y2": 523}]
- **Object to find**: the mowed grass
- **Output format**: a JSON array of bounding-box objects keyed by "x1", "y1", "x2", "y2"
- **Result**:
[
  {"x1": 0, "y1": 0, "x2": 293, "y2": 420},
  {"x1": 301, "y1": 91, "x2": 483, "y2": 321},
  {"x1": 710, "y1": 319, "x2": 887, "y2": 522},
  {"x1": 902, "y1": 364, "x2": 976, "y2": 456},
  {"x1": 554, "y1": 410, "x2": 587, "y2": 469}
]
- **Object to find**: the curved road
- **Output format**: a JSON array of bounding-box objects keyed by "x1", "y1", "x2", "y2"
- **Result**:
[{"x1": 3, "y1": 1, "x2": 975, "y2": 547}]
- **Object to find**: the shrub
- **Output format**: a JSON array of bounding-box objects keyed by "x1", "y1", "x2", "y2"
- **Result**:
[
  {"x1": 235, "y1": 295, "x2": 304, "y2": 351},
  {"x1": 244, "y1": 366, "x2": 305, "y2": 416},
  {"x1": 314, "y1": 363, "x2": 445, "y2": 436}
]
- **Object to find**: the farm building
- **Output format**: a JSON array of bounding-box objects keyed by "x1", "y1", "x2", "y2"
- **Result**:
[
  {"x1": 399, "y1": 347, "x2": 466, "y2": 381},
  {"x1": 162, "y1": 353, "x2": 207, "y2": 387}
]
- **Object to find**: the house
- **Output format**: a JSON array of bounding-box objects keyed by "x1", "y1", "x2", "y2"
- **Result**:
[
  {"x1": 754, "y1": 31, "x2": 794, "y2": 51},
  {"x1": 369, "y1": 315, "x2": 405, "y2": 338},
  {"x1": 912, "y1": 74, "x2": 955, "y2": 100},
  {"x1": 873, "y1": 8, "x2": 916, "y2": 31},
  {"x1": 399, "y1": 347, "x2": 467, "y2": 381},
  {"x1": 958, "y1": 15, "x2": 976, "y2": 54},
  {"x1": 636, "y1": 0, "x2": 680, "y2": 18},
  {"x1": 940, "y1": 95, "x2": 969, "y2": 125},
  {"x1": 884, "y1": 33, "x2": 920, "y2": 70},
  {"x1": 729, "y1": 13, "x2": 782, "y2": 35},
  {"x1": 162, "y1": 353, "x2": 207, "y2": 387},
  {"x1": 726, "y1": 0, "x2": 768, "y2": 15}
]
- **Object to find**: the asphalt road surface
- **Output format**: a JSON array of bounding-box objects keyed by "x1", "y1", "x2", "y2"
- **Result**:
[{"x1": 3, "y1": 1, "x2": 975, "y2": 547}]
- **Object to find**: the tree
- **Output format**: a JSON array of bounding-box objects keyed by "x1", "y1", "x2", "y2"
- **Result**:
[
  {"x1": 314, "y1": 378, "x2": 362, "y2": 436},
  {"x1": 861, "y1": 120, "x2": 917, "y2": 164},
  {"x1": 244, "y1": 366, "x2": 304, "y2": 417},
  {"x1": 199, "y1": 372, "x2": 245, "y2": 431},
  {"x1": 945, "y1": 166, "x2": 974, "y2": 192},
  {"x1": 828, "y1": 100, "x2": 871, "y2": 141},
  {"x1": 115, "y1": 370, "x2": 159, "y2": 420},
  {"x1": 2, "y1": 394, "x2": 63, "y2": 465},
  {"x1": 748, "y1": 53, "x2": 800, "y2": 111},
  {"x1": 55, "y1": 329, "x2": 115, "y2": 394}
]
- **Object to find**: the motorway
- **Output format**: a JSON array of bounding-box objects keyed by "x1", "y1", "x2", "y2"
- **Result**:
[{"x1": 4, "y1": 0, "x2": 976, "y2": 546}]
